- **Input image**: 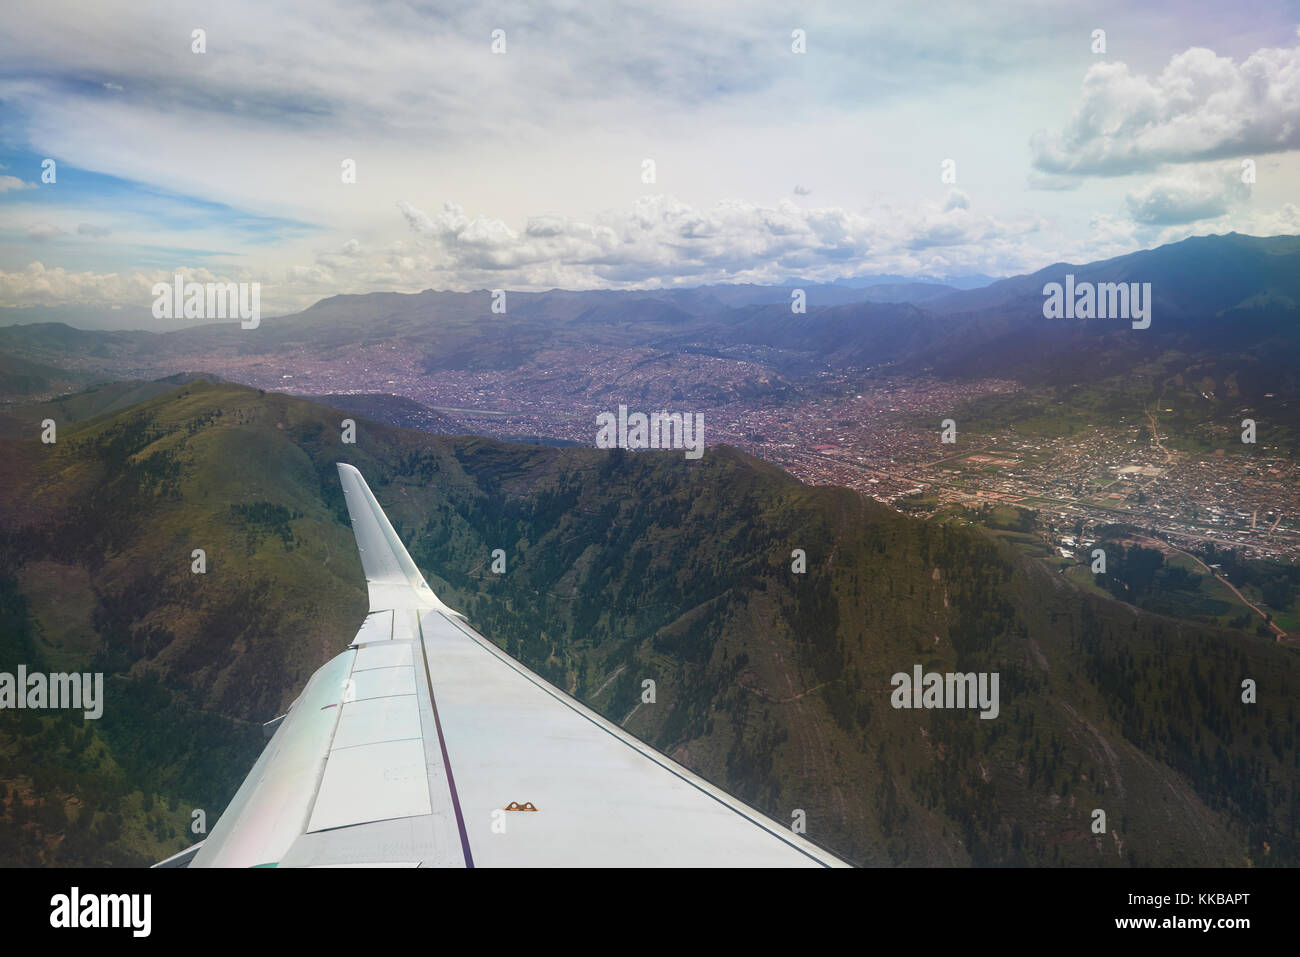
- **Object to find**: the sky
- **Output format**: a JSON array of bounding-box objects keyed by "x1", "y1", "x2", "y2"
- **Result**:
[{"x1": 2, "y1": 0, "x2": 1300, "y2": 323}]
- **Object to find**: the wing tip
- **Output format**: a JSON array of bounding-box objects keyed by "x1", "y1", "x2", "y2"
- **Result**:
[{"x1": 336, "y1": 461, "x2": 464, "y2": 619}]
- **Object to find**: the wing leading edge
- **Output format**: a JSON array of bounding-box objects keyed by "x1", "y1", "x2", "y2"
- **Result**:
[{"x1": 187, "y1": 463, "x2": 849, "y2": 867}]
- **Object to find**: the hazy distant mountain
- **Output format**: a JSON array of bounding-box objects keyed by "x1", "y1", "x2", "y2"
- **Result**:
[
  {"x1": 929, "y1": 233, "x2": 1300, "y2": 319},
  {"x1": 853, "y1": 282, "x2": 958, "y2": 303},
  {"x1": 0, "y1": 304, "x2": 211, "y2": 333},
  {"x1": 0, "y1": 352, "x2": 104, "y2": 404},
  {"x1": 653, "y1": 281, "x2": 961, "y2": 308},
  {"x1": 909, "y1": 234, "x2": 1300, "y2": 403},
  {"x1": 699, "y1": 300, "x2": 953, "y2": 372},
  {"x1": 2, "y1": 233, "x2": 1298, "y2": 409},
  {"x1": 829, "y1": 272, "x2": 998, "y2": 291}
]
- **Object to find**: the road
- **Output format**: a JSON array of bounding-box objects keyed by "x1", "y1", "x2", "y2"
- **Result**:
[{"x1": 1135, "y1": 534, "x2": 1288, "y2": 640}]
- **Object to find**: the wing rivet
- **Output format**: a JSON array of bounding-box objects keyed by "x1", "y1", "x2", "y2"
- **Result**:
[{"x1": 505, "y1": 801, "x2": 538, "y2": 811}]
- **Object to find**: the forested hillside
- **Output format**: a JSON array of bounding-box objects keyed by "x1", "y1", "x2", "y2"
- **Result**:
[{"x1": 0, "y1": 380, "x2": 1294, "y2": 865}]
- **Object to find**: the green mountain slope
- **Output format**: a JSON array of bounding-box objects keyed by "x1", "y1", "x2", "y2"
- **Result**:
[
  {"x1": 0, "y1": 380, "x2": 1294, "y2": 866},
  {"x1": 0, "y1": 352, "x2": 104, "y2": 405}
]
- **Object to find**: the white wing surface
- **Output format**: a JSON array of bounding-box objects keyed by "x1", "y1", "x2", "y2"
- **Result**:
[{"x1": 187, "y1": 464, "x2": 848, "y2": 867}]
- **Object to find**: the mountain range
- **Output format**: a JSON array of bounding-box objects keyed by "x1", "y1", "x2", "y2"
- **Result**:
[{"x1": 2, "y1": 234, "x2": 1298, "y2": 431}]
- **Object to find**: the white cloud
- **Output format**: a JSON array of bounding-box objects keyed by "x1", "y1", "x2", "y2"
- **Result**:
[
  {"x1": 1146, "y1": 202, "x2": 1300, "y2": 248},
  {"x1": 0, "y1": 262, "x2": 153, "y2": 306},
  {"x1": 26, "y1": 223, "x2": 66, "y2": 242},
  {"x1": 0, "y1": 262, "x2": 262, "y2": 309},
  {"x1": 1, "y1": 2, "x2": 1297, "y2": 319},
  {"x1": 942, "y1": 189, "x2": 971, "y2": 212},
  {"x1": 392, "y1": 192, "x2": 1060, "y2": 289},
  {"x1": 1032, "y1": 43, "x2": 1300, "y2": 175},
  {"x1": 1125, "y1": 164, "x2": 1251, "y2": 225}
]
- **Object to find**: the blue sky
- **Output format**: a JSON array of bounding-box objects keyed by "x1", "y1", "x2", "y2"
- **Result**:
[{"x1": 2, "y1": 0, "x2": 1299, "y2": 322}]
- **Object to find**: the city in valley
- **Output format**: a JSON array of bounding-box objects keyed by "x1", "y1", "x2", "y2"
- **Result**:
[{"x1": 60, "y1": 334, "x2": 1299, "y2": 580}]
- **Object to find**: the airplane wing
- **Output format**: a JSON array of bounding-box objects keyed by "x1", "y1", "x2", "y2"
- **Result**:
[{"x1": 185, "y1": 463, "x2": 848, "y2": 867}]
